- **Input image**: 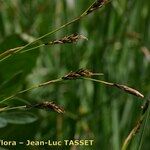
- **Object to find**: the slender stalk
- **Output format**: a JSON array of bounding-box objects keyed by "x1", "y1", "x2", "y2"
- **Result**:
[
  {"x1": 20, "y1": 44, "x2": 45, "y2": 54},
  {"x1": 0, "y1": 72, "x2": 144, "y2": 105},
  {"x1": 83, "y1": 77, "x2": 113, "y2": 86},
  {"x1": 0, "y1": 105, "x2": 26, "y2": 112},
  {"x1": 0, "y1": 33, "x2": 87, "y2": 62},
  {"x1": 0, "y1": 78, "x2": 63, "y2": 104},
  {"x1": 121, "y1": 100, "x2": 150, "y2": 150},
  {"x1": 0, "y1": 15, "x2": 81, "y2": 61},
  {"x1": 0, "y1": 104, "x2": 78, "y2": 119},
  {"x1": 121, "y1": 117, "x2": 144, "y2": 150},
  {"x1": 0, "y1": 0, "x2": 110, "y2": 61},
  {"x1": 16, "y1": 18, "x2": 81, "y2": 54},
  {"x1": 21, "y1": 34, "x2": 88, "y2": 54},
  {"x1": 82, "y1": 77, "x2": 144, "y2": 98},
  {"x1": 0, "y1": 18, "x2": 78, "y2": 61}
]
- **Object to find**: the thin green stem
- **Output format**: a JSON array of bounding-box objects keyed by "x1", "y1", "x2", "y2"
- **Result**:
[
  {"x1": 121, "y1": 100, "x2": 150, "y2": 150},
  {"x1": 0, "y1": 77, "x2": 107, "y2": 104},
  {"x1": 0, "y1": 0, "x2": 110, "y2": 61},
  {"x1": 0, "y1": 105, "x2": 26, "y2": 112},
  {"x1": 83, "y1": 77, "x2": 114, "y2": 86},
  {"x1": 20, "y1": 44, "x2": 45, "y2": 54},
  {"x1": 15, "y1": 18, "x2": 81, "y2": 53},
  {"x1": 0, "y1": 78, "x2": 63, "y2": 104},
  {"x1": 0, "y1": 17, "x2": 81, "y2": 62},
  {"x1": 0, "y1": 44, "x2": 45, "y2": 62}
]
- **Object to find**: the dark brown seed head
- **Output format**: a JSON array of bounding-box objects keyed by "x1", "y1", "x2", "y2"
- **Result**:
[
  {"x1": 45, "y1": 34, "x2": 87, "y2": 45},
  {"x1": 76, "y1": 68, "x2": 94, "y2": 77},
  {"x1": 28, "y1": 101, "x2": 65, "y2": 114},
  {"x1": 62, "y1": 68, "x2": 103, "y2": 80},
  {"x1": 85, "y1": 0, "x2": 109, "y2": 15},
  {"x1": 113, "y1": 84, "x2": 144, "y2": 98}
]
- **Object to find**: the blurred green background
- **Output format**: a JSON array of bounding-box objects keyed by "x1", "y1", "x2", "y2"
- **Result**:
[{"x1": 0, "y1": 0, "x2": 150, "y2": 150}]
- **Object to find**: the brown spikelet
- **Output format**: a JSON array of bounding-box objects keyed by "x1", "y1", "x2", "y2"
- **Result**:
[
  {"x1": 85, "y1": 0, "x2": 109, "y2": 15},
  {"x1": 27, "y1": 101, "x2": 65, "y2": 114},
  {"x1": 45, "y1": 34, "x2": 87, "y2": 45},
  {"x1": 113, "y1": 84, "x2": 144, "y2": 98},
  {"x1": 62, "y1": 68, "x2": 103, "y2": 80}
]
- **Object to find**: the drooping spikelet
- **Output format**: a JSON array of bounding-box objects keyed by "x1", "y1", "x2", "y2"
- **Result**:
[
  {"x1": 27, "y1": 101, "x2": 65, "y2": 114},
  {"x1": 85, "y1": 0, "x2": 109, "y2": 15},
  {"x1": 113, "y1": 84, "x2": 144, "y2": 98}
]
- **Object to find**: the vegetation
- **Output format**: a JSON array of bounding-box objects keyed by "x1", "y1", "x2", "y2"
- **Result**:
[{"x1": 0, "y1": 0, "x2": 149, "y2": 149}]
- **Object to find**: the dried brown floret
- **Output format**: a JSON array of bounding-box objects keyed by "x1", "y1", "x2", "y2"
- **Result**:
[
  {"x1": 45, "y1": 34, "x2": 87, "y2": 45},
  {"x1": 27, "y1": 101, "x2": 65, "y2": 114},
  {"x1": 113, "y1": 84, "x2": 144, "y2": 98},
  {"x1": 62, "y1": 68, "x2": 103, "y2": 80},
  {"x1": 85, "y1": 0, "x2": 109, "y2": 15}
]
